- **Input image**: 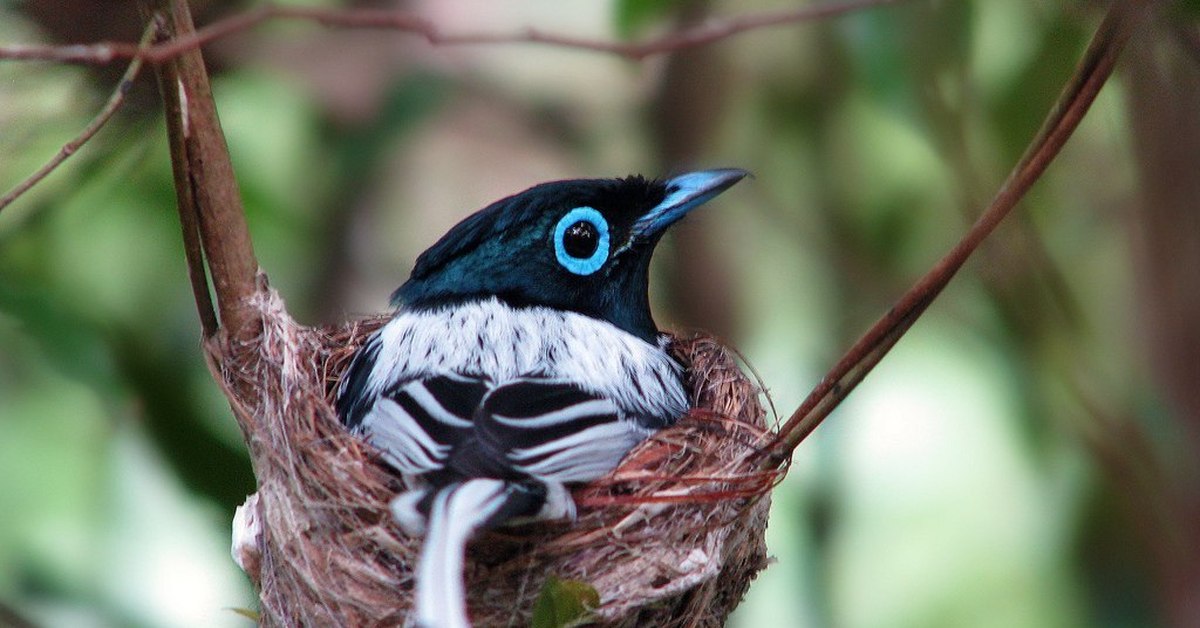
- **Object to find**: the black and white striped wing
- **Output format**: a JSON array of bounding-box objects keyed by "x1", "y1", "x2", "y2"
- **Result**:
[
  {"x1": 358, "y1": 373, "x2": 488, "y2": 476},
  {"x1": 354, "y1": 374, "x2": 649, "y2": 486},
  {"x1": 467, "y1": 379, "x2": 650, "y2": 484}
]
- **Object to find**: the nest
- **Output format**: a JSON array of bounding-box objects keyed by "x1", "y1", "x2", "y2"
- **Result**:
[{"x1": 212, "y1": 286, "x2": 782, "y2": 627}]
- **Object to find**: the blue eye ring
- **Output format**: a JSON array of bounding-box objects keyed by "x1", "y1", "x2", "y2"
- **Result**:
[{"x1": 553, "y1": 207, "x2": 610, "y2": 276}]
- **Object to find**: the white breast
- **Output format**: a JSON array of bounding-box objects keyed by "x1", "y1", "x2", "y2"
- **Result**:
[{"x1": 364, "y1": 298, "x2": 688, "y2": 425}]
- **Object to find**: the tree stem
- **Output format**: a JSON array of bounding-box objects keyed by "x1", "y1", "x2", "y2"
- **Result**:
[{"x1": 142, "y1": 0, "x2": 260, "y2": 341}]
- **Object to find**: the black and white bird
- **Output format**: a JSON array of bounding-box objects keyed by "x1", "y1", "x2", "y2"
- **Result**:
[{"x1": 335, "y1": 168, "x2": 747, "y2": 627}]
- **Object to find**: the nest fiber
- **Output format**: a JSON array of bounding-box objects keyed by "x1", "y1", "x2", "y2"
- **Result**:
[{"x1": 213, "y1": 287, "x2": 778, "y2": 626}]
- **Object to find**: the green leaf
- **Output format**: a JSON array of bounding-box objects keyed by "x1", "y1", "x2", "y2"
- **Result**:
[
  {"x1": 614, "y1": 0, "x2": 681, "y2": 40},
  {"x1": 530, "y1": 575, "x2": 600, "y2": 628}
]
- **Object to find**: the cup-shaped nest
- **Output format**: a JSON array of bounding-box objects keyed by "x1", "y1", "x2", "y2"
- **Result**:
[{"x1": 215, "y1": 288, "x2": 780, "y2": 627}]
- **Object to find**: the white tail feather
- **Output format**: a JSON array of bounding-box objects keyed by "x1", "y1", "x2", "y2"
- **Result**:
[{"x1": 414, "y1": 480, "x2": 509, "y2": 628}]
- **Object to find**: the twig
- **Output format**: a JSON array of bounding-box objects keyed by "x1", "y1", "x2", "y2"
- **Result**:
[
  {"x1": 0, "y1": 0, "x2": 903, "y2": 65},
  {"x1": 145, "y1": 0, "x2": 260, "y2": 340},
  {"x1": 766, "y1": 0, "x2": 1152, "y2": 463},
  {"x1": 152, "y1": 10, "x2": 219, "y2": 339},
  {"x1": 0, "y1": 23, "x2": 155, "y2": 214}
]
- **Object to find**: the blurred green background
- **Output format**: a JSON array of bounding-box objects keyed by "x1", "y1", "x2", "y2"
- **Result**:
[{"x1": 2, "y1": 1, "x2": 1198, "y2": 626}]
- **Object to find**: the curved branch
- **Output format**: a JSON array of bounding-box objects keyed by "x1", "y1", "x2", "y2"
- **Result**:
[
  {"x1": 1, "y1": 0, "x2": 903, "y2": 65},
  {"x1": 0, "y1": 23, "x2": 154, "y2": 214},
  {"x1": 766, "y1": 0, "x2": 1153, "y2": 463}
]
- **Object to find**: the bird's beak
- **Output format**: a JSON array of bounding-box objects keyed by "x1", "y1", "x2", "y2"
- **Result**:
[{"x1": 631, "y1": 168, "x2": 749, "y2": 239}]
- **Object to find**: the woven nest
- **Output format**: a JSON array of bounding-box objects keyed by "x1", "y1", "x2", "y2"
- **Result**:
[{"x1": 212, "y1": 286, "x2": 782, "y2": 627}]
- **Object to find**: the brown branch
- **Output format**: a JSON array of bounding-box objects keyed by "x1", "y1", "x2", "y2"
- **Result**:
[
  {"x1": 0, "y1": 23, "x2": 155, "y2": 214},
  {"x1": 149, "y1": 10, "x2": 217, "y2": 338},
  {"x1": 766, "y1": 0, "x2": 1153, "y2": 462},
  {"x1": 1, "y1": 0, "x2": 903, "y2": 65},
  {"x1": 143, "y1": 0, "x2": 260, "y2": 341}
]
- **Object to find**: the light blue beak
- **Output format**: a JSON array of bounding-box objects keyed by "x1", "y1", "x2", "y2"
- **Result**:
[{"x1": 632, "y1": 168, "x2": 749, "y2": 238}]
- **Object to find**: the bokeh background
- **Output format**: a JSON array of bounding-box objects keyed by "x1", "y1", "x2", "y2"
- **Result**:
[{"x1": 1, "y1": 1, "x2": 1198, "y2": 626}]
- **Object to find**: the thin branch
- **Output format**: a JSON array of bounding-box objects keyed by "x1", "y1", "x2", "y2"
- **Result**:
[
  {"x1": 145, "y1": 0, "x2": 260, "y2": 341},
  {"x1": 0, "y1": 23, "x2": 155, "y2": 214},
  {"x1": 0, "y1": 0, "x2": 903, "y2": 65},
  {"x1": 145, "y1": 7, "x2": 218, "y2": 337},
  {"x1": 766, "y1": 0, "x2": 1152, "y2": 463}
]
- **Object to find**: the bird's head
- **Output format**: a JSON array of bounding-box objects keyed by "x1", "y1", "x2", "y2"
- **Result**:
[{"x1": 392, "y1": 168, "x2": 748, "y2": 343}]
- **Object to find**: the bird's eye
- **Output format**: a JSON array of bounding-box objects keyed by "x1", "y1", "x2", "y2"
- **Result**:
[
  {"x1": 553, "y1": 207, "x2": 610, "y2": 275},
  {"x1": 563, "y1": 221, "x2": 598, "y2": 258}
]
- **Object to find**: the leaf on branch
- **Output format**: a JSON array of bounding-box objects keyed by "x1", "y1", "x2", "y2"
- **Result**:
[{"x1": 531, "y1": 575, "x2": 600, "y2": 628}]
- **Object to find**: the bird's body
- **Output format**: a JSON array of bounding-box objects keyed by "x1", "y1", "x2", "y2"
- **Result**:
[
  {"x1": 336, "y1": 169, "x2": 746, "y2": 627},
  {"x1": 340, "y1": 298, "x2": 688, "y2": 434}
]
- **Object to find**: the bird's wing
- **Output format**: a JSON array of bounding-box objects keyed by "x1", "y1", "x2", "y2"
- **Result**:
[
  {"x1": 355, "y1": 373, "x2": 651, "y2": 486},
  {"x1": 358, "y1": 372, "x2": 488, "y2": 476},
  {"x1": 464, "y1": 378, "x2": 652, "y2": 485}
]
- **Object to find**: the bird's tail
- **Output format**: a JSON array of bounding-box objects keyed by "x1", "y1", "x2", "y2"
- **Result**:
[{"x1": 397, "y1": 479, "x2": 547, "y2": 628}]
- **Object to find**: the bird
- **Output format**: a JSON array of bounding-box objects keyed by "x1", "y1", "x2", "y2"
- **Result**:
[{"x1": 335, "y1": 168, "x2": 747, "y2": 627}]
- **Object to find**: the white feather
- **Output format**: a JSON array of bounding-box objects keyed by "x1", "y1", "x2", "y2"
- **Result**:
[
  {"x1": 363, "y1": 398, "x2": 450, "y2": 474},
  {"x1": 490, "y1": 398, "x2": 616, "y2": 428},
  {"x1": 416, "y1": 480, "x2": 509, "y2": 628},
  {"x1": 406, "y1": 383, "x2": 474, "y2": 428},
  {"x1": 363, "y1": 298, "x2": 688, "y2": 424}
]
